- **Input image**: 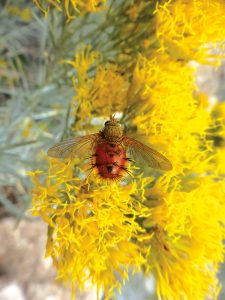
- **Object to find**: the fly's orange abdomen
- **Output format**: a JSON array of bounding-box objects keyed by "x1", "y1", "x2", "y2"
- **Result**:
[{"x1": 94, "y1": 142, "x2": 127, "y2": 180}]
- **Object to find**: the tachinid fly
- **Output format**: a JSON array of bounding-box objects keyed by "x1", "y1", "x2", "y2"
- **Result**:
[{"x1": 47, "y1": 116, "x2": 172, "y2": 180}]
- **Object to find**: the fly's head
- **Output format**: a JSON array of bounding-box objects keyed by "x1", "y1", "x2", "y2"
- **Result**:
[{"x1": 102, "y1": 116, "x2": 123, "y2": 143}]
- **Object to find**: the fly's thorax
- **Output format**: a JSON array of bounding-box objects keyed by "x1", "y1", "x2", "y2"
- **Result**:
[{"x1": 102, "y1": 120, "x2": 123, "y2": 143}]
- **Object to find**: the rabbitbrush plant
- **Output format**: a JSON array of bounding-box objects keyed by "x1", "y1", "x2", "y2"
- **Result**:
[{"x1": 4, "y1": 0, "x2": 225, "y2": 299}]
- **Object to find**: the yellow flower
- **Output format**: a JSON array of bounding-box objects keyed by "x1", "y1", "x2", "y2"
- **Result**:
[
  {"x1": 29, "y1": 2, "x2": 225, "y2": 298},
  {"x1": 6, "y1": 5, "x2": 32, "y2": 22},
  {"x1": 65, "y1": 47, "x2": 129, "y2": 130},
  {"x1": 128, "y1": 54, "x2": 214, "y2": 175},
  {"x1": 142, "y1": 175, "x2": 225, "y2": 300},
  {"x1": 30, "y1": 159, "x2": 151, "y2": 299},
  {"x1": 21, "y1": 117, "x2": 33, "y2": 138},
  {"x1": 156, "y1": 0, "x2": 225, "y2": 64},
  {"x1": 125, "y1": 54, "x2": 225, "y2": 299},
  {"x1": 30, "y1": 47, "x2": 225, "y2": 299},
  {"x1": 33, "y1": 0, "x2": 107, "y2": 19},
  {"x1": 64, "y1": 46, "x2": 99, "y2": 128},
  {"x1": 113, "y1": 0, "x2": 225, "y2": 69}
]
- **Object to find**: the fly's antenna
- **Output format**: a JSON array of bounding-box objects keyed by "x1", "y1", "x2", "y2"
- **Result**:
[{"x1": 110, "y1": 114, "x2": 117, "y2": 123}]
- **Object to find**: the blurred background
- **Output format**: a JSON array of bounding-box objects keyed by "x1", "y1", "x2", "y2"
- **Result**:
[{"x1": 0, "y1": 1, "x2": 225, "y2": 299}]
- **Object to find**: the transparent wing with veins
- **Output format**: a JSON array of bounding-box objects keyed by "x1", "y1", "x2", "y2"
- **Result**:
[
  {"x1": 123, "y1": 136, "x2": 173, "y2": 171},
  {"x1": 47, "y1": 134, "x2": 98, "y2": 159}
]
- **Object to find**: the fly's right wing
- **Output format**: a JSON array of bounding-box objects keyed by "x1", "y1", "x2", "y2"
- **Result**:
[
  {"x1": 123, "y1": 136, "x2": 173, "y2": 171},
  {"x1": 47, "y1": 134, "x2": 98, "y2": 159}
]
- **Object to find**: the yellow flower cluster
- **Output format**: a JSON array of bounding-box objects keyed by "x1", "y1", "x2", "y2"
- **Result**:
[
  {"x1": 6, "y1": 5, "x2": 32, "y2": 22},
  {"x1": 30, "y1": 159, "x2": 151, "y2": 299},
  {"x1": 31, "y1": 49, "x2": 225, "y2": 298},
  {"x1": 126, "y1": 54, "x2": 225, "y2": 299},
  {"x1": 115, "y1": 0, "x2": 225, "y2": 68},
  {"x1": 148, "y1": 176, "x2": 225, "y2": 299},
  {"x1": 30, "y1": 0, "x2": 225, "y2": 299},
  {"x1": 130, "y1": 54, "x2": 213, "y2": 174},
  {"x1": 33, "y1": 0, "x2": 107, "y2": 18},
  {"x1": 156, "y1": 0, "x2": 225, "y2": 63},
  {"x1": 65, "y1": 48, "x2": 129, "y2": 130}
]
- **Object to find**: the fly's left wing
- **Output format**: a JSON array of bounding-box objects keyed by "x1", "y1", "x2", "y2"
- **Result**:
[
  {"x1": 123, "y1": 136, "x2": 172, "y2": 171},
  {"x1": 47, "y1": 134, "x2": 98, "y2": 159}
]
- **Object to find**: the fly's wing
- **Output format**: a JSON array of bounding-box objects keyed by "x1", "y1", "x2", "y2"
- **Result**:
[
  {"x1": 47, "y1": 134, "x2": 98, "y2": 159},
  {"x1": 123, "y1": 136, "x2": 172, "y2": 171}
]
